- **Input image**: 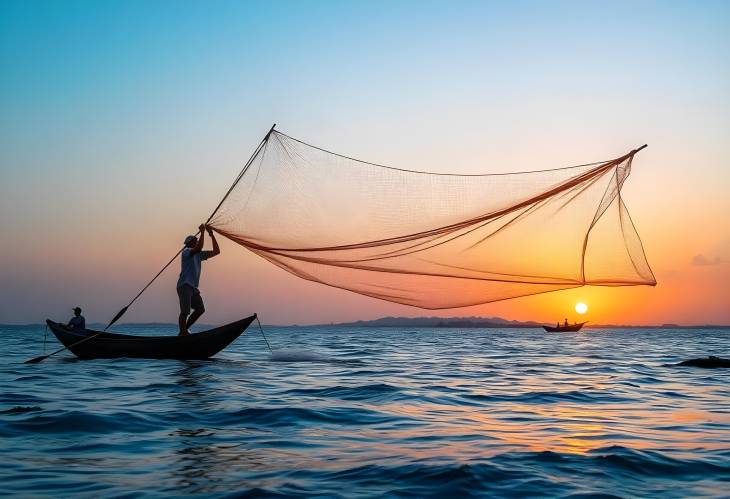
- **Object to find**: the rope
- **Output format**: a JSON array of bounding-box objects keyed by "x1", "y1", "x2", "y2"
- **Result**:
[
  {"x1": 272, "y1": 129, "x2": 621, "y2": 176},
  {"x1": 255, "y1": 315, "x2": 272, "y2": 353}
]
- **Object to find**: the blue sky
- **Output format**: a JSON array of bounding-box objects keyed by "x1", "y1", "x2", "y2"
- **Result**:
[{"x1": 1, "y1": 0, "x2": 728, "y2": 324}]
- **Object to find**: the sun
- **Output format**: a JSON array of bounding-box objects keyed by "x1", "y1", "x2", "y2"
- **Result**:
[{"x1": 575, "y1": 302, "x2": 588, "y2": 314}]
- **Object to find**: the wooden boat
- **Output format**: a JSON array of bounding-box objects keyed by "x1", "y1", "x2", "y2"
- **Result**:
[
  {"x1": 45, "y1": 315, "x2": 256, "y2": 360},
  {"x1": 543, "y1": 321, "x2": 587, "y2": 332}
]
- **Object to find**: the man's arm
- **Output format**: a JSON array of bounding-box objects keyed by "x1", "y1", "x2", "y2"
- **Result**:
[
  {"x1": 207, "y1": 226, "x2": 221, "y2": 258},
  {"x1": 190, "y1": 224, "x2": 206, "y2": 254}
]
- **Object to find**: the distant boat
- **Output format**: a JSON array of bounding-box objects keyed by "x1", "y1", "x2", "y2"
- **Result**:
[
  {"x1": 45, "y1": 315, "x2": 256, "y2": 360},
  {"x1": 543, "y1": 321, "x2": 587, "y2": 332}
]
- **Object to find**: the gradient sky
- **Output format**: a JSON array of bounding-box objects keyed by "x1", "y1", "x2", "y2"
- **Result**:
[{"x1": 1, "y1": 0, "x2": 728, "y2": 325}]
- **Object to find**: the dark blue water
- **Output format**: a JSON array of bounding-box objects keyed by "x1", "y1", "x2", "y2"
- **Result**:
[{"x1": 1, "y1": 325, "x2": 729, "y2": 497}]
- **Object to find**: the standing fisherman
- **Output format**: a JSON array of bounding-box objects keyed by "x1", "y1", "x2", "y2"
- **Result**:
[{"x1": 177, "y1": 224, "x2": 220, "y2": 336}]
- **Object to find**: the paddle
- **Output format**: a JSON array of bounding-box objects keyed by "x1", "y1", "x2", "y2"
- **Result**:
[{"x1": 25, "y1": 328, "x2": 105, "y2": 364}]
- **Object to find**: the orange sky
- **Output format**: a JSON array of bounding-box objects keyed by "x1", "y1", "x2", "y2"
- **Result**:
[{"x1": 1, "y1": 2, "x2": 728, "y2": 325}]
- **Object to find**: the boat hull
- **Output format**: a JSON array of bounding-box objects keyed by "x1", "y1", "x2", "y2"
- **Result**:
[
  {"x1": 45, "y1": 315, "x2": 256, "y2": 360},
  {"x1": 543, "y1": 322, "x2": 586, "y2": 332}
]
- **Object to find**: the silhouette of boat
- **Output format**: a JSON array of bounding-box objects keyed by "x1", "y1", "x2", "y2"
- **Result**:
[
  {"x1": 543, "y1": 321, "x2": 586, "y2": 332},
  {"x1": 45, "y1": 315, "x2": 256, "y2": 360}
]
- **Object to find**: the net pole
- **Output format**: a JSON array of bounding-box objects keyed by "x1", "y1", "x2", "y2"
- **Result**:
[
  {"x1": 578, "y1": 144, "x2": 648, "y2": 283},
  {"x1": 206, "y1": 123, "x2": 276, "y2": 224},
  {"x1": 102, "y1": 124, "x2": 276, "y2": 330}
]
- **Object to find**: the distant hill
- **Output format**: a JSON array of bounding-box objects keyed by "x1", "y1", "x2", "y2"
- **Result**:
[{"x1": 313, "y1": 316, "x2": 730, "y2": 329}]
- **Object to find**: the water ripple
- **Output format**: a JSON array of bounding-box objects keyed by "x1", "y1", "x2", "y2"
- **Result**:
[{"x1": 1, "y1": 325, "x2": 729, "y2": 497}]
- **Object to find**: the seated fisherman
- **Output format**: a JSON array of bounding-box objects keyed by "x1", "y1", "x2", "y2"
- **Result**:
[{"x1": 68, "y1": 307, "x2": 86, "y2": 329}]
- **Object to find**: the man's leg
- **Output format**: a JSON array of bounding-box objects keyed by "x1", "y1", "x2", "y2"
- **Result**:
[
  {"x1": 178, "y1": 313, "x2": 189, "y2": 336},
  {"x1": 178, "y1": 286, "x2": 192, "y2": 336},
  {"x1": 186, "y1": 289, "x2": 205, "y2": 330},
  {"x1": 186, "y1": 308, "x2": 204, "y2": 329}
]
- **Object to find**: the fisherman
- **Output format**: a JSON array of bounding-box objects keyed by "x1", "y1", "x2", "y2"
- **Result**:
[
  {"x1": 564, "y1": 318, "x2": 568, "y2": 327},
  {"x1": 177, "y1": 224, "x2": 220, "y2": 336},
  {"x1": 68, "y1": 307, "x2": 86, "y2": 329}
]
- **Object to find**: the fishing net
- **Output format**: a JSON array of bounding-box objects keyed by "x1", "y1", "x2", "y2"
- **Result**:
[{"x1": 208, "y1": 130, "x2": 655, "y2": 309}]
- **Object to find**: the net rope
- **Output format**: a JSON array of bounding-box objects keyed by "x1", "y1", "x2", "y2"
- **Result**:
[{"x1": 208, "y1": 130, "x2": 655, "y2": 309}]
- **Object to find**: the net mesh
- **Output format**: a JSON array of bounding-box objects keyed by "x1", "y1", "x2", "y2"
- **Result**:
[{"x1": 208, "y1": 131, "x2": 655, "y2": 309}]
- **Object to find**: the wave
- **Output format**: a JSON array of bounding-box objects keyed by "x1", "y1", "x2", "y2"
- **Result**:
[
  {"x1": 581, "y1": 445, "x2": 730, "y2": 476},
  {"x1": 461, "y1": 389, "x2": 632, "y2": 404},
  {"x1": 269, "y1": 348, "x2": 331, "y2": 362},
  {"x1": 283, "y1": 383, "x2": 401, "y2": 401},
  {"x1": 0, "y1": 392, "x2": 46, "y2": 404},
  {"x1": 208, "y1": 406, "x2": 399, "y2": 427},
  {"x1": 4, "y1": 411, "x2": 160, "y2": 435},
  {"x1": 301, "y1": 447, "x2": 730, "y2": 498},
  {"x1": 1, "y1": 406, "x2": 42, "y2": 414}
]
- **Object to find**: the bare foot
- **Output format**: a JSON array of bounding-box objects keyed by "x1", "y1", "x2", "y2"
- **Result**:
[{"x1": 178, "y1": 330, "x2": 190, "y2": 336}]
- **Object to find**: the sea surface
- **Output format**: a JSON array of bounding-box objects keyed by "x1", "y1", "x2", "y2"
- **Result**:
[{"x1": 1, "y1": 324, "x2": 729, "y2": 498}]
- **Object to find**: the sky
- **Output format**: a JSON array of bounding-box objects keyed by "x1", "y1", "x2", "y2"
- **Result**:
[{"x1": 1, "y1": 0, "x2": 728, "y2": 325}]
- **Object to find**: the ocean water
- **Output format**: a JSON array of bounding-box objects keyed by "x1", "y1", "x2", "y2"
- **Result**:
[{"x1": 1, "y1": 324, "x2": 729, "y2": 498}]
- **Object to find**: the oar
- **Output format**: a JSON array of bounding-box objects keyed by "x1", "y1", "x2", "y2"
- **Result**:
[{"x1": 25, "y1": 329, "x2": 104, "y2": 364}]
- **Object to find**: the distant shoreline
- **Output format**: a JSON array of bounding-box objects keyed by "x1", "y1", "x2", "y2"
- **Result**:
[
  {"x1": 308, "y1": 316, "x2": 730, "y2": 329},
  {"x1": 4, "y1": 316, "x2": 729, "y2": 329}
]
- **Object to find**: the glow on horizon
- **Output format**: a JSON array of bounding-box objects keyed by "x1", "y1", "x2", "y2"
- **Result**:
[{"x1": 1, "y1": 1, "x2": 728, "y2": 325}]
